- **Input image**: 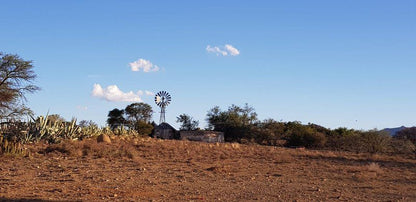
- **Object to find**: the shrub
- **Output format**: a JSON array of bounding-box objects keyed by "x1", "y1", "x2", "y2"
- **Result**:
[
  {"x1": 253, "y1": 119, "x2": 285, "y2": 146},
  {"x1": 358, "y1": 131, "x2": 391, "y2": 153},
  {"x1": 366, "y1": 162, "x2": 383, "y2": 174},
  {"x1": 135, "y1": 121, "x2": 154, "y2": 136},
  {"x1": 325, "y1": 128, "x2": 360, "y2": 151},
  {"x1": 395, "y1": 127, "x2": 416, "y2": 146},
  {"x1": 43, "y1": 139, "x2": 139, "y2": 159},
  {"x1": 285, "y1": 126, "x2": 327, "y2": 148},
  {"x1": 390, "y1": 139, "x2": 415, "y2": 155},
  {"x1": 0, "y1": 135, "x2": 28, "y2": 156}
]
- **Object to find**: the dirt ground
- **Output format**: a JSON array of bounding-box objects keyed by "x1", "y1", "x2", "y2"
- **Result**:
[{"x1": 0, "y1": 136, "x2": 415, "y2": 201}]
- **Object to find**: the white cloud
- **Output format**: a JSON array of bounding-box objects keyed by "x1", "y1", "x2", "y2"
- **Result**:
[
  {"x1": 92, "y1": 84, "x2": 143, "y2": 102},
  {"x1": 206, "y1": 45, "x2": 228, "y2": 56},
  {"x1": 224, "y1": 44, "x2": 240, "y2": 56},
  {"x1": 145, "y1": 90, "x2": 154, "y2": 96},
  {"x1": 129, "y1": 58, "x2": 160, "y2": 72},
  {"x1": 206, "y1": 44, "x2": 240, "y2": 56}
]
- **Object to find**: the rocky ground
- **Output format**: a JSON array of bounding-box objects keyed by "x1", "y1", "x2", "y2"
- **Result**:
[{"x1": 0, "y1": 136, "x2": 415, "y2": 201}]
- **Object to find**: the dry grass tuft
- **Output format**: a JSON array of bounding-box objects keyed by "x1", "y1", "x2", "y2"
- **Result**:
[
  {"x1": 351, "y1": 162, "x2": 384, "y2": 182},
  {"x1": 42, "y1": 138, "x2": 140, "y2": 160},
  {"x1": 231, "y1": 143, "x2": 240, "y2": 149},
  {"x1": 366, "y1": 162, "x2": 383, "y2": 174}
]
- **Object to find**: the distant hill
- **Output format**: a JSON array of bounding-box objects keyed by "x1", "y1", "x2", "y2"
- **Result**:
[{"x1": 381, "y1": 126, "x2": 407, "y2": 136}]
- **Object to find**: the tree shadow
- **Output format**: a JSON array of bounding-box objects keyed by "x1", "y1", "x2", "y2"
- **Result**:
[{"x1": 307, "y1": 154, "x2": 416, "y2": 170}]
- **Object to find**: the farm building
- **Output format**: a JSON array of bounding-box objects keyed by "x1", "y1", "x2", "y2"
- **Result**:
[
  {"x1": 154, "y1": 122, "x2": 177, "y2": 139},
  {"x1": 180, "y1": 130, "x2": 224, "y2": 143}
]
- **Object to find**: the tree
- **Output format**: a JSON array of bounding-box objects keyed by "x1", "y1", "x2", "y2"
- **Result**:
[
  {"x1": 206, "y1": 103, "x2": 258, "y2": 141},
  {"x1": 0, "y1": 52, "x2": 39, "y2": 119},
  {"x1": 47, "y1": 114, "x2": 65, "y2": 123},
  {"x1": 176, "y1": 114, "x2": 199, "y2": 131},
  {"x1": 135, "y1": 120, "x2": 154, "y2": 136},
  {"x1": 254, "y1": 119, "x2": 285, "y2": 145},
  {"x1": 107, "y1": 108, "x2": 125, "y2": 130},
  {"x1": 395, "y1": 127, "x2": 416, "y2": 146},
  {"x1": 206, "y1": 104, "x2": 257, "y2": 131},
  {"x1": 124, "y1": 103, "x2": 153, "y2": 135},
  {"x1": 284, "y1": 123, "x2": 327, "y2": 148},
  {"x1": 79, "y1": 120, "x2": 98, "y2": 128},
  {"x1": 125, "y1": 103, "x2": 153, "y2": 123},
  {"x1": 358, "y1": 131, "x2": 391, "y2": 153}
]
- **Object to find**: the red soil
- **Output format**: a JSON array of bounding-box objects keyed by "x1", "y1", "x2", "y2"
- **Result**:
[{"x1": 0, "y1": 136, "x2": 415, "y2": 201}]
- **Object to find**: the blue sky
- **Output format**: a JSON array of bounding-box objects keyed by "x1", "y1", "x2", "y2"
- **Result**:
[{"x1": 1, "y1": 0, "x2": 415, "y2": 130}]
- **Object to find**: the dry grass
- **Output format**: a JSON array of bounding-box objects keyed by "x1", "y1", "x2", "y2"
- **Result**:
[
  {"x1": 42, "y1": 138, "x2": 140, "y2": 160},
  {"x1": 1, "y1": 136, "x2": 415, "y2": 201},
  {"x1": 366, "y1": 162, "x2": 383, "y2": 174}
]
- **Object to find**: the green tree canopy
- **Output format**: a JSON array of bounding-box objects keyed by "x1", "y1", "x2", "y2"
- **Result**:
[
  {"x1": 125, "y1": 102, "x2": 153, "y2": 123},
  {"x1": 206, "y1": 103, "x2": 258, "y2": 141},
  {"x1": 78, "y1": 120, "x2": 98, "y2": 128},
  {"x1": 124, "y1": 102, "x2": 153, "y2": 135},
  {"x1": 47, "y1": 114, "x2": 65, "y2": 123},
  {"x1": 206, "y1": 104, "x2": 257, "y2": 130},
  {"x1": 176, "y1": 113, "x2": 199, "y2": 131},
  {"x1": 107, "y1": 108, "x2": 125, "y2": 130}
]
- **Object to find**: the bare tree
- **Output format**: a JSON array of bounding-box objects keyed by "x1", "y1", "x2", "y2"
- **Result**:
[{"x1": 0, "y1": 52, "x2": 39, "y2": 119}]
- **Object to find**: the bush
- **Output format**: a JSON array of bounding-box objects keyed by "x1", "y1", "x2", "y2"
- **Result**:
[
  {"x1": 395, "y1": 127, "x2": 416, "y2": 146},
  {"x1": 285, "y1": 125, "x2": 326, "y2": 148},
  {"x1": 389, "y1": 139, "x2": 415, "y2": 155},
  {"x1": 135, "y1": 121, "x2": 154, "y2": 136},
  {"x1": 325, "y1": 128, "x2": 360, "y2": 151},
  {"x1": 358, "y1": 131, "x2": 391, "y2": 153},
  {"x1": 253, "y1": 119, "x2": 285, "y2": 146},
  {"x1": 206, "y1": 104, "x2": 258, "y2": 142}
]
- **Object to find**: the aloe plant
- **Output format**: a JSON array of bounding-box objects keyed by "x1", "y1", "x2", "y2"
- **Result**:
[
  {"x1": 81, "y1": 124, "x2": 101, "y2": 138},
  {"x1": 29, "y1": 114, "x2": 50, "y2": 141},
  {"x1": 61, "y1": 118, "x2": 80, "y2": 140}
]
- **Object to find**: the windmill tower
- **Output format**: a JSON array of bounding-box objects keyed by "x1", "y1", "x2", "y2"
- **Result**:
[{"x1": 154, "y1": 91, "x2": 171, "y2": 124}]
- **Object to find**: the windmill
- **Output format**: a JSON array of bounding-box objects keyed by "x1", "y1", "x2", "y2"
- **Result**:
[{"x1": 154, "y1": 91, "x2": 171, "y2": 124}]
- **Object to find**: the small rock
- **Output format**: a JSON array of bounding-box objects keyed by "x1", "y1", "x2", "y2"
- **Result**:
[{"x1": 97, "y1": 134, "x2": 111, "y2": 143}]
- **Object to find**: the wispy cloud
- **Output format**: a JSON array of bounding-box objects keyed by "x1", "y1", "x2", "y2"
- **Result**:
[
  {"x1": 129, "y1": 58, "x2": 160, "y2": 72},
  {"x1": 206, "y1": 44, "x2": 240, "y2": 56},
  {"x1": 92, "y1": 84, "x2": 143, "y2": 102},
  {"x1": 145, "y1": 90, "x2": 154, "y2": 96},
  {"x1": 76, "y1": 105, "x2": 88, "y2": 111},
  {"x1": 206, "y1": 45, "x2": 228, "y2": 56},
  {"x1": 224, "y1": 44, "x2": 240, "y2": 56}
]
